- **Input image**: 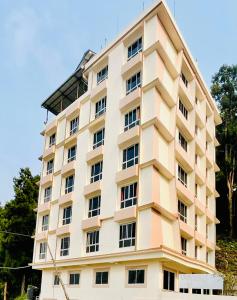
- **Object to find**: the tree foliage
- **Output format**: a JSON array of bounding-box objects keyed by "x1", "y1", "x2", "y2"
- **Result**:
[
  {"x1": 0, "y1": 168, "x2": 41, "y2": 299},
  {"x1": 211, "y1": 64, "x2": 237, "y2": 238}
]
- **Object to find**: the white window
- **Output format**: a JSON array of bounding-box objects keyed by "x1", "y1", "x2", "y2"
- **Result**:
[
  {"x1": 95, "y1": 97, "x2": 106, "y2": 118},
  {"x1": 63, "y1": 206, "x2": 72, "y2": 225},
  {"x1": 95, "y1": 271, "x2": 108, "y2": 285},
  {"x1": 44, "y1": 186, "x2": 52, "y2": 203},
  {"x1": 90, "y1": 161, "x2": 103, "y2": 183},
  {"x1": 121, "y1": 183, "x2": 137, "y2": 209},
  {"x1": 86, "y1": 230, "x2": 99, "y2": 253},
  {"x1": 65, "y1": 175, "x2": 74, "y2": 194},
  {"x1": 178, "y1": 200, "x2": 187, "y2": 223},
  {"x1": 49, "y1": 133, "x2": 56, "y2": 147},
  {"x1": 39, "y1": 242, "x2": 47, "y2": 259},
  {"x1": 46, "y1": 159, "x2": 54, "y2": 175},
  {"x1": 88, "y1": 196, "x2": 101, "y2": 218},
  {"x1": 128, "y1": 269, "x2": 145, "y2": 285},
  {"x1": 126, "y1": 72, "x2": 141, "y2": 95},
  {"x1": 54, "y1": 274, "x2": 60, "y2": 286},
  {"x1": 181, "y1": 72, "x2": 188, "y2": 87},
  {"x1": 178, "y1": 165, "x2": 187, "y2": 187},
  {"x1": 124, "y1": 107, "x2": 140, "y2": 131},
  {"x1": 60, "y1": 236, "x2": 70, "y2": 256},
  {"x1": 179, "y1": 99, "x2": 188, "y2": 120},
  {"x1": 181, "y1": 237, "x2": 187, "y2": 255},
  {"x1": 67, "y1": 145, "x2": 77, "y2": 163},
  {"x1": 70, "y1": 117, "x2": 79, "y2": 136},
  {"x1": 42, "y1": 215, "x2": 49, "y2": 231},
  {"x1": 93, "y1": 128, "x2": 105, "y2": 149},
  {"x1": 119, "y1": 222, "x2": 136, "y2": 248},
  {"x1": 195, "y1": 214, "x2": 198, "y2": 231},
  {"x1": 195, "y1": 245, "x2": 198, "y2": 259},
  {"x1": 178, "y1": 132, "x2": 187, "y2": 151},
  {"x1": 69, "y1": 273, "x2": 80, "y2": 285},
  {"x1": 122, "y1": 144, "x2": 139, "y2": 169},
  {"x1": 128, "y1": 37, "x2": 142, "y2": 60},
  {"x1": 97, "y1": 66, "x2": 108, "y2": 84},
  {"x1": 163, "y1": 270, "x2": 175, "y2": 291}
]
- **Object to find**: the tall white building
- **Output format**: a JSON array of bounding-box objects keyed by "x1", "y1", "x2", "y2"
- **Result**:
[{"x1": 32, "y1": 1, "x2": 222, "y2": 299}]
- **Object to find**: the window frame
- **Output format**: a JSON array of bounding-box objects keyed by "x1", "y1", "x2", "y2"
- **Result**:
[
  {"x1": 122, "y1": 144, "x2": 139, "y2": 170},
  {"x1": 97, "y1": 66, "x2": 108, "y2": 85},
  {"x1": 88, "y1": 195, "x2": 101, "y2": 218},
  {"x1": 95, "y1": 96, "x2": 106, "y2": 118},
  {"x1": 86, "y1": 230, "x2": 99, "y2": 253},
  {"x1": 124, "y1": 107, "x2": 140, "y2": 132},
  {"x1": 39, "y1": 242, "x2": 47, "y2": 259},
  {"x1": 126, "y1": 72, "x2": 141, "y2": 95},
  {"x1": 178, "y1": 165, "x2": 187, "y2": 187},
  {"x1": 94, "y1": 270, "x2": 109, "y2": 286},
  {"x1": 42, "y1": 214, "x2": 49, "y2": 231},
  {"x1": 93, "y1": 128, "x2": 105, "y2": 149},
  {"x1": 179, "y1": 99, "x2": 188, "y2": 120},
  {"x1": 70, "y1": 116, "x2": 79, "y2": 136},
  {"x1": 65, "y1": 175, "x2": 74, "y2": 194},
  {"x1": 67, "y1": 145, "x2": 77, "y2": 163},
  {"x1": 127, "y1": 37, "x2": 142, "y2": 60},
  {"x1": 127, "y1": 267, "x2": 146, "y2": 286},
  {"x1": 49, "y1": 133, "x2": 56, "y2": 148},
  {"x1": 46, "y1": 159, "x2": 54, "y2": 175},
  {"x1": 60, "y1": 236, "x2": 70, "y2": 256},
  {"x1": 90, "y1": 161, "x2": 103, "y2": 183},
  {"x1": 121, "y1": 182, "x2": 137, "y2": 209},
  {"x1": 69, "y1": 272, "x2": 80, "y2": 285},
  {"x1": 178, "y1": 200, "x2": 187, "y2": 223},
  {"x1": 62, "y1": 206, "x2": 72, "y2": 225},
  {"x1": 178, "y1": 132, "x2": 187, "y2": 152},
  {"x1": 44, "y1": 186, "x2": 52, "y2": 203},
  {"x1": 181, "y1": 237, "x2": 187, "y2": 256},
  {"x1": 119, "y1": 222, "x2": 136, "y2": 248},
  {"x1": 163, "y1": 269, "x2": 175, "y2": 291},
  {"x1": 53, "y1": 274, "x2": 60, "y2": 286}
]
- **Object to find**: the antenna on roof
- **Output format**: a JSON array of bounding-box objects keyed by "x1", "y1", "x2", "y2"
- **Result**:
[
  {"x1": 142, "y1": 1, "x2": 145, "y2": 11},
  {"x1": 104, "y1": 38, "x2": 107, "y2": 47},
  {"x1": 173, "y1": 0, "x2": 176, "y2": 18}
]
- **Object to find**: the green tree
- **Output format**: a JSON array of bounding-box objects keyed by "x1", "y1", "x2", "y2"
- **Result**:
[
  {"x1": 211, "y1": 65, "x2": 237, "y2": 238},
  {"x1": 0, "y1": 168, "x2": 41, "y2": 299}
]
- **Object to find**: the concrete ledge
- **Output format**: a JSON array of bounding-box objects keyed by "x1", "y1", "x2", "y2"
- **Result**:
[
  {"x1": 90, "y1": 79, "x2": 107, "y2": 102},
  {"x1": 118, "y1": 126, "x2": 140, "y2": 149},
  {"x1": 56, "y1": 225, "x2": 70, "y2": 236},
  {"x1": 58, "y1": 192, "x2": 74, "y2": 206},
  {"x1": 61, "y1": 161, "x2": 76, "y2": 176},
  {"x1": 40, "y1": 174, "x2": 53, "y2": 186},
  {"x1": 116, "y1": 165, "x2": 139, "y2": 185},
  {"x1": 119, "y1": 88, "x2": 141, "y2": 112},
  {"x1": 42, "y1": 145, "x2": 55, "y2": 160},
  {"x1": 86, "y1": 146, "x2": 104, "y2": 163},
  {"x1": 121, "y1": 52, "x2": 142, "y2": 79},
  {"x1": 114, "y1": 206, "x2": 137, "y2": 223},
  {"x1": 35, "y1": 231, "x2": 48, "y2": 241},
  {"x1": 84, "y1": 181, "x2": 101, "y2": 197},
  {"x1": 38, "y1": 202, "x2": 51, "y2": 214},
  {"x1": 81, "y1": 216, "x2": 101, "y2": 230}
]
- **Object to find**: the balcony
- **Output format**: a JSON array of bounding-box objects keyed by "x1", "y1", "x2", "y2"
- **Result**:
[
  {"x1": 81, "y1": 216, "x2": 101, "y2": 231},
  {"x1": 195, "y1": 165, "x2": 205, "y2": 185},
  {"x1": 90, "y1": 79, "x2": 107, "y2": 103},
  {"x1": 194, "y1": 198, "x2": 205, "y2": 216},
  {"x1": 61, "y1": 161, "x2": 76, "y2": 176},
  {"x1": 35, "y1": 231, "x2": 48, "y2": 241},
  {"x1": 206, "y1": 208, "x2": 215, "y2": 224},
  {"x1": 118, "y1": 126, "x2": 140, "y2": 149},
  {"x1": 116, "y1": 165, "x2": 139, "y2": 185},
  {"x1": 114, "y1": 206, "x2": 137, "y2": 223},
  {"x1": 37, "y1": 202, "x2": 51, "y2": 214},
  {"x1": 195, "y1": 136, "x2": 205, "y2": 156},
  {"x1": 194, "y1": 231, "x2": 206, "y2": 246},
  {"x1": 119, "y1": 87, "x2": 141, "y2": 112},
  {"x1": 175, "y1": 143, "x2": 193, "y2": 172},
  {"x1": 58, "y1": 192, "x2": 74, "y2": 206},
  {"x1": 86, "y1": 145, "x2": 104, "y2": 164},
  {"x1": 176, "y1": 180, "x2": 194, "y2": 206},
  {"x1": 179, "y1": 220, "x2": 194, "y2": 239},
  {"x1": 89, "y1": 113, "x2": 105, "y2": 132},
  {"x1": 176, "y1": 110, "x2": 194, "y2": 141},
  {"x1": 44, "y1": 119, "x2": 57, "y2": 135},
  {"x1": 84, "y1": 181, "x2": 101, "y2": 197},
  {"x1": 56, "y1": 224, "x2": 70, "y2": 236},
  {"x1": 121, "y1": 52, "x2": 142, "y2": 79},
  {"x1": 42, "y1": 145, "x2": 55, "y2": 160},
  {"x1": 40, "y1": 174, "x2": 53, "y2": 187},
  {"x1": 179, "y1": 79, "x2": 194, "y2": 111}
]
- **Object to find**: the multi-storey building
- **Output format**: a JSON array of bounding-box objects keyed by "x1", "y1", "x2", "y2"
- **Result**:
[{"x1": 32, "y1": 0, "x2": 222, "y2": 299}]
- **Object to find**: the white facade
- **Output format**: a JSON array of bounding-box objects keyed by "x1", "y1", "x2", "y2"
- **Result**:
[{"x1": 32, "y1": 1, "x2": 223, "y2": 299}]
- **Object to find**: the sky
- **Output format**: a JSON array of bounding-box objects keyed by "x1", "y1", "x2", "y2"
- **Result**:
[{"x1": 0, "y1": 0, "x2": 236, "y2": 203}]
